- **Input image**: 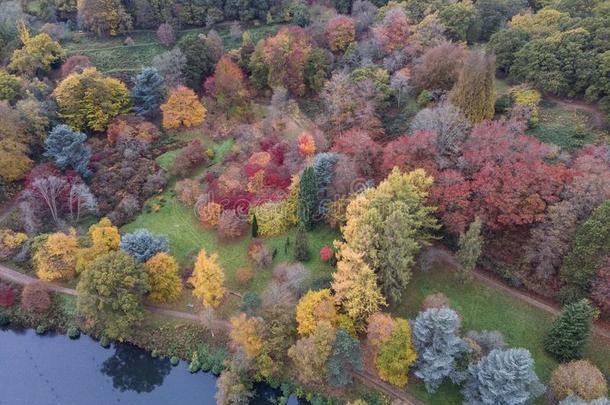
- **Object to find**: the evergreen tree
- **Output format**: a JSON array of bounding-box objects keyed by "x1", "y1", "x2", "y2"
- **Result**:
[
  {"x1": 44, "y1": 124, "x2": 91, "y2": 177},
  {"x1": 251, "y1": 214, "x2": 259, "y2": 237},
  {"x1": 544, "y1": 299, "x2": 597, "y2": 362},
  {"x1": 298, "y1": 167, "x2": 318, "y2": 230},
  {"x1": 294, "y1": 225, "x2": 310, "y2": 262},
  {"x1": 463, "y1": 348, "x2": 545, "y2": 405},
  {"x1": 120, "y1": 229, "x2": 169, "y2": 263},
  {"x1": 326, "y1": 329, "x2": 363, "y2": 386},
  {"x1": 450, "y1": 51, "x2": 496, "y2": 123},
  {"x1": 131, "y1": 67, "x2": 165, "y2": 117},
  {"x1": 412, "y1": 308, "x2": 470, "y2": 393},
  {"x1": 457, "y1": 217, "x2": 483, "y2": 282}
]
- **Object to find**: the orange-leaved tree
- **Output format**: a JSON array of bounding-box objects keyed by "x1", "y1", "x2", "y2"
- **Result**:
[{"x1": 161, "y1": 86, "x2": 206, "y2": 129}]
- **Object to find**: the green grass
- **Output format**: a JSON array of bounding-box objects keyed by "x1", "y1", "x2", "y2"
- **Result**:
[
  {"x1": 393, "y1": 267, "x2": 610, "y2": 404},
  {"x1": 527, "y1": 102, "x2": 598, "y2": 150}
]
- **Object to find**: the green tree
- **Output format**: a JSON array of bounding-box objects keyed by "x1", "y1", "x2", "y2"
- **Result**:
[
  {"x1": 0, "y1": 70, "x2": 22, "y2": 103},
  {"x1": 375, "y1": 318, "x2": 417, "y2": 388},
  {"x1": 77, "y1": 251, "x2": 149, "y2": 340},
  {"x1": 457, "y1": 217, "x2": 483, "y2": 282},
  {"x1": 9, "y1": 23, "x2": 65, "y2": 77},
  {"x1": 177, "y1": 34, "x2": 214, "y2": 89},
  {"x1": 544, "y1": 299, "x2": 598, "y2": 362},
  {"x1": 450, "y1": 51, "x2": 496, "y2": 123},
  {"x1": 326, "y1": 328, "x2": 363, "y2": 386},
  {"x1": 294, "y1": 225, "x2": 310, "y2": 262},
  {"x1": 298, "y1": 166, "x2": 318, "y2": 230},
  {"x1": 251, "y1": 214, "x2": 259, "y2": 237}
]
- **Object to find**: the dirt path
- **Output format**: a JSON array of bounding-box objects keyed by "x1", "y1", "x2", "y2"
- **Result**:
[
  {"x1": 353, "y1": 370, "x2": 424, "y2": 404},
  {"x1": 546, "y1": 95, "x2": 608, "y2": 130}
]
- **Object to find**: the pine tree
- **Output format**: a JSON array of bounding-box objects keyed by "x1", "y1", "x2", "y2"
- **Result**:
[
  {"x1": 251, "y1": 214, "x2": 259, "y2": 238},
  {"x1": 131, "y1": 67, "x2": 166, "y2": 117},
  {"x1": 44, "y1": 124, "x2": 91, "y2": 177},
  {"x1": 297, "y1": 167, "x2": 318, "y2": 230},
  {"x1": 326, "y1": 329, "x2": 363, "y2": 386},
  {"x1": 544, "y1": 299, "x2": 597, "y2": 362},
  {"x1": 457, "y1": 217, "x2": 483, "y2": 282},
  {"x1": 294, "y1": 225, "x2": 310, "y2": 262},
  {"x1": 450, "y1": 51, "x2": 496, "y2": 123}
]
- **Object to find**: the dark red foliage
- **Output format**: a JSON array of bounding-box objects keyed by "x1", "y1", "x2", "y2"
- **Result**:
[
  {"x1": 171, "y1": 140, "x2": 205, "y2": 176},
  {"x1": 0, "y1": 284, "x2": 15, "y2": 308},
  {"x1": 21, "y1": 282, "x2": 51, "y2": 313},
  {"x1": 592, "y1": 257, "x2": 610, "y2": 317},
  {"x1": 381, "y1": 131, "x2": 439, "y2": 178},
  {"x1": 430, "y1": 169, "x2": 472, "y2": 234},
  {"x1": 331, "y1": 128, "x2": 382, "y2": 179},
  {"x1": 320, "y1": 246, "x2": 333, "y2": 262}
]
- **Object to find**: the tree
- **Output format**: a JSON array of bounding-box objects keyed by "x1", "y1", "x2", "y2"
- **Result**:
[
  {"x1": 544, "y1": 299, "x2": 597, "y2": 362},
  {"x1": 561, "y1": 201, "x2": 610, "y2": 294},
  {"x1": 229, "y1": 313, "x2": 264, "y2": 358},
  {"x1": 156, "y1": 23, "x2": 175, "y2": 47},
  {"x1": 487, "y1": 27, "x2": 530, "y2": 74},
  {"x1": 332, "y1": 244, "x2": 385, "y2": 327},
  {"x1": 288, "y1": 321, "x2": 336, "y2": 385},
  {"x1": 251, "y1": 214, "x2": 259, "y2": 237},
  {"x1": 215, "y1": 369, "x2": 253, "y2": 405},
  {"x1": 120, "y1": 229, "x2": 169, "y2": 263},
  {"x1": 210, "y1": 55, "x2": 249, "y2": 112},
  {"x1": 177, "y1": 33, "x2": 214, "y2": 89},
  {"x1": 293, "y1": 225, "x2": 310, "y2": 262},
  {"x1": 375, "y1": 318, "x2": 417, "y2": 388},
  {"x1": 456, "y1": 218, "x2": 483, "y2": 282},
  {"x1": 292, "y1": 1, "x2": 310, "y2": 27},
  {"x1": 77, "y1": 0, "x2": 133, "y2": 37},
  {"x1": 412, "y1": 42, "x2": 466, "y2": 92},
  {"x1": 44, "y1": 125, "x2": 91, "y2": 177},
  {"x1": 342, "y1": 168, "x2": 439, "y2": 304},
  {"x1": 438, "y1": 1, "x2": 481, "y2": 43},
  {"x1": 475, "y1": 0, "x2": 528, "y2": 40},
  {"x1": 35, "y1": 230, "x2": 79, "y2": 281},
  {"x1": 171, "y1": 140, "x2": 205, "y2": 176},
  {"x1": 325, "y1": 16, "x2": 356, "y2": 53},
  {"x1": 463, "y1": 348, "x2": 545, "y2": 405},
  {"x1": 77, "y1": 217, "x2": 120, "y2": 272},
  {"x1": 297, "y1": 167, "x2": 318, "y2": 230},
  {"x1": 144, "y1": 252, "x2": 182, "y2": 303},
  {"x1": 295, "y1": 289, "x2": 337, "y2": 336},
  {"x1": 9, "y1": 23, "x2": 64, "y2": 76},
  {"x1": 161, "y1": 86, "x2": 206, "y2": 129},
  {"x1": 412, "y1": 308, "x2": 470, "y2": 393},
  {"x1": 550, "y1": 360, "x2": 608, "y2": 402},
  {"x1": 450, "y1": 51, "x2": 496, "y2": 123},
  {"x1": 591, "y1": 258, "x2": 610, "y2": 315},
  {"x1": 0, "y1": 70, "x2": 22, "y2": 103},
  {"x1": 131, "y1": 67, "x2": 165, "y2": 118},
  {"x1": 61, "y1": 55, "x2": 92, "y2": 78},
  {"x1": 372, "y1": 7, "x2": 410, "y2": 54},
  {"x1": 326, "y1": 328, "x2": 363, "y2": 386},
  {"x1": 0, "y1": 137, "x2": 33, "y2": 183},
  {"x1": 409, "y1": 102, "x2": 471, "y2": 157},
  {"x1": 77, "y1": 251, "x2": 149, "y2": 340},
  {"x1": 21, "y1": 282, "x2": 51, "y2": 313},
  {"x1": 189, "y1": 249, "x2": 225, "y2": 308},
  {"x1": 152, "y1": 48, "x2": 186, "y2": 88},
  {"x1": 53, "y1": 68, "x2": 131, "y2": 131}
]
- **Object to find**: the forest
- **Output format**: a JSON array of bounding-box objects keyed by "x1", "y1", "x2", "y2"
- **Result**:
[{"x1": 0, "y1": 0, "x2": 609, "y2": 404}]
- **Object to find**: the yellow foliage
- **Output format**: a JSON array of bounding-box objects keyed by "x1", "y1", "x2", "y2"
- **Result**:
[
  {"x1": 35, "y1": 230, "x2": 78, "y2": 281},
  {"x1": 0, "y1": 229, "x2": 27, "y2": 258},
  {"x1": 161, "y1": 86, "x2": 206, "y2": 129},
  {"x1": 347, "y1": 401, "x2": 368, "y2": 405},
  {"x1": 249, "y1": 175, "x2": 299, "y2": 236},
  {"x1": 76, "y1": 218, "x2": 120, "y2": 273},
  {"x1": 375, "y1": 318, "x2": 417, "y2": 388},
  {"x1": 145, "y1": 252, "x2": 183, "y2": 303},
  {"x1": 229, "y1": 313, "x2": 265, "y2": 358},
  {"x1": 510, "y1": 85, "x2": 541, "y2": 125},
  {"x1": 246, "y1": 170, "x2": 266, "y2": 194},
  {"x1": 295, "y1": 289, "x2": 338, "y2": 336},
  {"x1": 198, "y1": 202, "x2": 223, "y2": 228},
  {"x1": 510, "y1": 8, "x2": 571, "y2": 38},
  {"x1": 248, "y1": 151, "x2": 271, "y2": 166},
  {"x1": 0, "y1": 138, "x2": 34, "y2": 182},
  {"x1": 9, "y1": 23, "x2": 65, "y2": 76},
  {"x1": 189, "y1": 249, "x2": 225, "y2": 308}
]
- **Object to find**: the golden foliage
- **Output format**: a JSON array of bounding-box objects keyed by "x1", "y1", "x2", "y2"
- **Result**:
[
  {"x1": 161, "y1": 86, "x2": 206, "y2": 129},
  {"x1": 35, "y1": 230, "x2": 79, "y2": 281},
  {"x1": 144, "y1": 252, "x2": 183, "y2": 303},
  {"x1": 375, "y1": 318, "x2": 417, "y2": 387},
  {"x1": 189, "y1": 249, "x2": 225, "y2": 308},
  {"x1": 230, "y1": 313, "x2": 265, "y2": 358},
  {"x1": 198, "y1": 202, "x2": 223, "y2": 228},
  {"x1": 0, "y1": 229, "x2": 27, "y2": 259},
  {"x1": 76, "y1": 218, "x2": 120, "y2": 273},
  {"x1": 295, "y1": 288, "x2": 338, "y2": 336}
]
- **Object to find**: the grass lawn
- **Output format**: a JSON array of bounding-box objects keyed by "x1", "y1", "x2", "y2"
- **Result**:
[{"x1": 393, "y1": 266, "x2": 610, "y2": 404}]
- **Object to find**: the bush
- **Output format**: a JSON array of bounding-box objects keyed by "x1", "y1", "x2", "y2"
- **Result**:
[
  {"x1": 550, "y1": 360, "x2": 608, "y2": 402},
  {"x1": 21, "y1": 282, "x2": 51, "y2": 313},
  {"x1": 0, "y1": 313, "x2": 9, "y2": 326},
  {"x1": 67, "y1": 326, "x2": 81, "y2": 339},
  {"x1": 100, "y1": 336, "x2": 111, "y2": 348},
  {"x1": 544, "y1": 299, "x2": 598, "y2": 362},
  {"x1": 247, "y1": 240, "x2": 273, "y2": 270},
  {"x1": 422, "y1": 292, "x2": 449, "y2": 311},
  {"x1": 175, "y1": 179, "x2": 201, "y2": 206},
  {"x1": 241, "y1": 291, "x2": 261, "y2": 315},
  {"x1": 36, "y1": 325, "x2": 47, "y2": 335},
  {"x1": 218, "y1": 210, "x2": 247, "y2": 240},
  {"x1": 0, "y1": 229, "x2": 27, "y2": 259},
  {"x1": 157, "y1": 23, "x2": 175, "y2": 47},
  {"x1": 235, "y1": 267, "x2": 254, "y2": 285},
  {"x1": 170, "y1": 356, "x2": 180, "y2": 366},
  {"x1": 320, "y1": 246, "x2": 333, "y2": 262},
  {"x1": 198, "y1": 202, "x2": 223, "y2": 229},
  {"x1": 120, "y1": 229, "x2": 169, "y2": 263},
  {"x1": 0, "y1": 283, "x2": 15, "y2": 308}
]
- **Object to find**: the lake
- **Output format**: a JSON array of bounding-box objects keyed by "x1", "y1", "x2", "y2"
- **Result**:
[{"x1": 0, "y1": 327, "x2": 299, "y2": 405}]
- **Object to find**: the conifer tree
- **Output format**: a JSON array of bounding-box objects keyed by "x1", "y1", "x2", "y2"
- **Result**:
[
  {"x1": 251, "y1": 214, "x2": 259, "y2": 237},
  {"x1": 44, "y1": 125, "x2": 91, "y2": 177},
  {"x1": 450, "y1": 51, "x2": 496, "y2": 123},
  {"x1": 457, "y1": 217, "x2": 483, "y2": 282},
  {"x1": 297, "y1": 167, "x2": 318, "y2": 230},
  {"x1": 326, "y1": 329, "x2": 363, "y2": 386},
  {"x1": 131, "y1": 67, "x2": 165, "y2": 117},
  {"x1": 544, "y1": 299, "x2": 597, "y2": 362},
  {"x1": 294, "y1": 225, "x2": 310, "y2": 262}
]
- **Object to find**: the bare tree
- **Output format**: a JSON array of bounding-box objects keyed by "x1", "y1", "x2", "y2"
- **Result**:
[
  {"x1": 31, "y1": 176, "x2": 67, "y2": 226},
  {"x1": 68, "y1": 183, "x2": 98, "y2": 222}
]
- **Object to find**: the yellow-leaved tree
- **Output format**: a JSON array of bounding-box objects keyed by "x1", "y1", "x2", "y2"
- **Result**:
[
  {"x1": 9, "y1": 22, "x2": 65, "y2": 76},
  {"x1": 375, "y1": 318, "x2": 417, "y2": 387},
  {"x1": 189, "y1": 249, "x2": 225, "y2": 308},
  {"x1": 332, "y1": 243, "x2": 385, "y2": 328},
  {"x1": 35, "y1": 230, "x2": 79, "y2": 281},
  {"x1": 144, "y1": 252, "x2": 182, "y2": 303},
  {"x1": 295, "y1": 288, "x2": 338, "y2": 336},
  {"x1": 229, "y1": 313, "x2": 264, "y2": 358},
  {"x1": 76, "y1": 218, "x2": 120, "y2": 273},
  {"x1": 342, "y1": 167, "x2": 439, "y2": 305},
  {"x1": 53, "y1": 67, "x2": 130, "y2": 131},
  {"x1": 161, "y1": 86, "x2": 206, "y2": 129}
]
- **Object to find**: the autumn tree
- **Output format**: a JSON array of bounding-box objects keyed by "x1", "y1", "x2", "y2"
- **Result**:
[
  {"x1": 77, "y1": 0, "x2": 133, "y2": 37},
  {"x1": 372, "y1": 7, "x2": 410, "y2": 54},
  {"x1": 342, "y1": 168, "x2": 439, "y2": 304},
  {"x1": 77, "y1": 251, "x2": 149, "y2": 340},
  {"x1": 76, "y1": 217, "x2": 120, "y2": 273},
  {"x1": 229, "y1": 313, "x2": 265, "y2": 358},
  {"x1": 215, "y1": 369, "x2": 253, "y2": 405},
  {"x1": 456, "y1": 218, "x2": 483, "y2": 282},
  {"x1": 210, "y1": 55, "x2": 249, "y2": 112},
  {"x1": 325, "y1": 16, "x2": 356, "y2": 53},
  {"x1": 544, "y1": 299, "x2": 597, "y2": 362},
  {"x1": 326, "y1": 328, "x2": 363, "y2": 386},
  {"x1": 295, "y1": 289, "x2": 337, "y2": 336},
  {"x1": 21, "y1": 282, "x2": 51, "y2": 313},
  {"x1": 156, "y1": 23, "x2": 175, "y2": 47},
  {"x1": 144, "y1": 252, "x2": 182, "y2": 303},
  {"x1": 0, "y1": 229, "x2": 27, "y2": 259},
  {"x1": 288, "y1": 321, "x2": 336, "y2": 385},
  {"x1": 34, "y1": 230, "x2": 79, "y2": 281},
  {"x1": 450, "y1": 51, "x2": 496, "y2": 123},
  {"x1": 44, "y1": 125, "x2": 91, "y2": 177},
  {"x1": 0, "y1": 136, "x2": 32, "y2": 183},
  {"x1": 550, "y1": 361, "x2": 608, "y2": 403},
  {"x1": 412, "y1": 42, "x2": 466, "y2": 92},
  {"x1": 53, "y1": 68, "x2": 131, "y2": 131},
  {"x1": 366, "y1": 312, "x2": 396, "y2": 352},
  {"x1": 189, "y1": 249, "x2": 225, "y2": 308},
  {"x1": 375, "y1": 318, "x2": 417, "y2": 387},
  {"x1": 332, "y1": 244, "x2": 385, "y2": 327},
  {"x1": 0, "y1": 70, "x2": 22, "y2": 103},
  {"x1": 131, "y1": 67, "x2": 165, "y2": 118},
  {"x1": 9, "y1": 23, "x2": 64, "y2": 77},
  {"x1": 161, "y1": 86, "x2": 206, "y2": 129}
]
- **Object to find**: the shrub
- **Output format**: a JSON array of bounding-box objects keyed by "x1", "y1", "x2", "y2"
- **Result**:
[
  {"x1": 235, "y1": 267, "x2": 254, "y2": 285},
  {"x1": 544, "y1": 299, "x2": 598, "y2": 362},
  {"x1": 550, "y1": 360, "x2": 608, "y2": 402},
  {"x1": 120, "y1": 229, "x2": 169, "y2": 263},
  {"x1": 175, "y1": 179, "x2": 201, "y2": 206},
  {"x1": 422, "y1": 292, "x2": 449, "y2": 311},
  {"x1": 157, "y1": 23, "x2": 175, "y2": 47},
  {"x1": 218, "y1": 210, "x2": 247, "y2": 240},
  {"x1": 0, "y1": 229, "x2": 27, "y2": 259},
  {"x1": 21, "y1": 282, "x2": 51, "y2": 313},
  {"x1": 320, "y1": 246, "x2": 333, "y2": 262},
  {"x1": 36, "y1": 325, "x2": 47, "y2": 335},
  {"x1": 67, "y1": 326, "x2": 81, "y2": 339},
  {"x1": 0, "y1": 283, "x2": 15, "y2": 308},
  {"x1": 247, "y1": 240, "x2": 272, "y2": 270},
  {"x1": 100, "y1": 336, "x2": 111, "y2": 348},
  {"x1": 198, "y1": 202, "x2": 223, "y2": 229}
]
